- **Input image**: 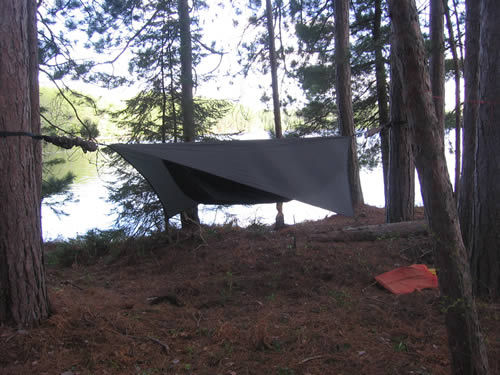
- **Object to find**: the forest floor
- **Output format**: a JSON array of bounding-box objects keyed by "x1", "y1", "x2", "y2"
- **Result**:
[{"x1": 1, "y1": 205, "x2": 499, "y2": 375}]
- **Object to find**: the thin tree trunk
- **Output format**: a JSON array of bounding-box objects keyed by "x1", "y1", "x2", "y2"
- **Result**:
[
  {"x1": 265, "y1": 0, "x2": 282, "y2": 139},
  {"x1": 160, "y1": 36, "x2": 168, "y2": 144},
  {"x1": 0, "y1": 0, "x2": 50, "y2": 327},
  {"x1": 373, "y1": 0, "x2": 390, "y2": 207},
  {"x1": 429, "y1": 0, "x2": 445, "y2": 140},
  {"x1": 444, "y1": 0, "x2": 461, "y2": 199},
  {"x1": 458, "y1": 0, "x2": 480, "y2": 257},
  {"x1": 388, "y1": 0, "x2": 490, "y2": 373},
  {"x1": 168, "y1": 42, "x2": 179, "y2": 144},
  {"x1": 471, "y1": 0, "x2": 500, "y2": 298},
  {"x1": 265, "y1": 0, "x2": 285, "y2": 229},
  {"x1": 178, "y1": 0, "x2": 199, "y2": 228},
  {"x1": 386, "y1": 47, "x2": 415, "y2": 223},
  {"x1": 334, "y1": 0, "x2": 364, "y2": 208},
  {"x1": 451, "y1": 0, "x2": 464, "y2": 67}
]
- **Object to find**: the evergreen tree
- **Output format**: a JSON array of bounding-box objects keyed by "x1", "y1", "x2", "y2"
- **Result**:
[
  {"x1": 98, "y1": 0, "x2": 230, "y2": 234},
  {"x1": 429, "y1": 0, "x2": 445, "y2": 140},
  {"x1": 0, "y1": 0, "x2": 50, "y2": 327},
  {"x1": 389, "y1": 0, "x2": 489, "y2": 372},
  {"x1": 470, "y1": 0, "x2": 500, "y2": 298},
  {"x1": 234, "y1": 0, "x2": 294, "y2": 226},
  {"x1": 264, "y1": 0, "x2": 286, "y2": 228},
  {"x1": 334, "y1": 0, "x2": 364, "y2": 207},
  {"x1": 458, "y1": 0, "x2": 479, "y2": 255},
  {"x1": 290, "y1": 0, "x2": 391, "y2": 168},
  {"x1": 38, "y1": 0, "x2": 230, "y2": 234}
]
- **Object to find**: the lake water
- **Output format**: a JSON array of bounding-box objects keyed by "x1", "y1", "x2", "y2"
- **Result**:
[{"x1": 42, "y1": 133, "x2": 461, "y2": 241}]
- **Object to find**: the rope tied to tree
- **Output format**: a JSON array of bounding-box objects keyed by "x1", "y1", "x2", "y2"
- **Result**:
[{"x1": 0, "y1": 131, "x2": 98, "y2": 153}]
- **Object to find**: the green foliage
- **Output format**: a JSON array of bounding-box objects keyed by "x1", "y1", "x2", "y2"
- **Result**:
[
  {"x1": 45, "y1": 0, "x2": 229, "y2": 235},
  {"x1": 45, "y1": 229, "x2": 126, "y2": 267},
  {"x1": 40, "y1": 87, "x2": 107, "y2": 215},
  {"x1": 42, "y1": 170, "x2": 76, "y2": 216},
  {"x1": 40, "y1": 87, "x2": 103, "y2": 138},
  {"x1": 106, "y1": 96, "x2": 231, "y2": 236},
  {"x1": 290, "y1": 0, "x2": 391, "y2": 167},
  {"x1": 105, "y1": 158, "x2": 167, "y2": 236}
]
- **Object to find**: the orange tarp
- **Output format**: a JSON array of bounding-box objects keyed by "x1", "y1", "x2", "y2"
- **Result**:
[{"x1": 375, "y1": 264, "x2": 438, "y2": 295}]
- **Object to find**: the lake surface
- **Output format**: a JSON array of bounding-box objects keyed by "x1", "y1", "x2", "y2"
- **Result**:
[{"x1": 41, "y1": 133, "x2": 463, "y2": 241}]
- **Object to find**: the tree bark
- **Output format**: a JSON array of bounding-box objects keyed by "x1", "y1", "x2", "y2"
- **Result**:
[
  {"x1": 373, "y1": 0, "x2": 390, "y2": 208},
  {"x1": 265, "y1": 0, "x2": 285, "y2": 229},
  {"x1": 388, "y1": 0, "x2": 490, "y2": 373},
  {"x1": 178, "y1": 0, "x2": 199, "y2": 228},
  {"x1": 334, "y1": 0, "x2": 364, "y2": 208},
  {"x1": 386, "y1": 47, "x2": 415, "y2": 223},
  {"x1": 458, "y1": 0, "x2": 479, "y2": 255},
  {"x1": 470, "y1": 0, "x2": 500, "y2": 298},
  {"x1": 0, "y1": 0, "x2": 50, "y2": 326},
  {"x1": 429, "y1": 0, "x2": 445, "y2": 140}
]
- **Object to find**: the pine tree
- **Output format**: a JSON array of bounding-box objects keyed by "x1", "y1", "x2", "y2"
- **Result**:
[
  {"x1": 388, "y1": 0, "x2": 489, "y2": 372},
  {"x1": 470, "y1": 0, "x2": 500, "y2": 298},
  {"x1": 0, "y1": 0, "x2": 50, "y2": 327}
]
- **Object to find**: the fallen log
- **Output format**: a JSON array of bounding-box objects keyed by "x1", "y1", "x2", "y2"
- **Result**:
[{"x1": 309, "y1": 220, "x2": 428, "y2": 242}]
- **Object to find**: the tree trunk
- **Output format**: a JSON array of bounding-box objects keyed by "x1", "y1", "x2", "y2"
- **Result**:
[
  {"x1": 178, "y1": 0, "x2": 199, "y2": 228},
  {"x1": 386, "y1": 47, "x2": 415, "y2": 223},
  {"x1": 310, "y1": 220, "x2": 427, "y2": 242},
  {"x1": 458, "y1": 0, "x2": 479, "y2": 256},
  {"x1": 0, "y1": 0, "x2": 50, "y2": 327},
  {"x1": 444, "y1": 0, "x2": 462, "y2": 198},
  {"x1": 388, "y1": 0, "x2": 490, "y2": 374},
  {"x1": 334, "y1": 0, "x2": 364, "y2": 208},
  {"x1": 429, "y1": 0, "x2": 445, "y2": 140},
  {"x1": 265, "y1": 0, "x2": 285, "y2": 229},
  {"x1": 373, "y1": 0, "x2": 390, "y2": 208},
  {"x1": 451, "y1": 0, "x2": 465, "y2": 67},
  {"x1": 470, "y1": 0, "x2": 500, "y2": 298}
]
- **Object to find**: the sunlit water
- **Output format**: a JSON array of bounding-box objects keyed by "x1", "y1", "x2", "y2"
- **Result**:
[{"x1": 42, "y1": 132, "x2": 458, "y2": 241}]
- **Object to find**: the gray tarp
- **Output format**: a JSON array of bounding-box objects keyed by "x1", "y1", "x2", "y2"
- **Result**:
[{"x1": 108, "y1": 136, "x2": 353, "y2": 218}]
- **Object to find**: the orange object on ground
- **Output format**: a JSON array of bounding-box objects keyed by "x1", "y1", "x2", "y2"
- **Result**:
[{"x1": 375, "y1": 264, "x2": 438, "y2": 294}]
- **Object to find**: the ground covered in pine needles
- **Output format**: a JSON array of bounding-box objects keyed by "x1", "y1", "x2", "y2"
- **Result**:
[{"x1": 1, "y1": 206, "x2": 499, "y2": 375}]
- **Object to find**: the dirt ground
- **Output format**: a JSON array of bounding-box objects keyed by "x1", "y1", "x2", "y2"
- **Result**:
[{"x1": 1, "y1": 206, "x2": 499, "y2": 375}]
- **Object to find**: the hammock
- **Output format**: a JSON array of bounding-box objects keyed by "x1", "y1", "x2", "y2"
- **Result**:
[{"x1": 108, "y1": 136, "x2": 353, "y2": 218}]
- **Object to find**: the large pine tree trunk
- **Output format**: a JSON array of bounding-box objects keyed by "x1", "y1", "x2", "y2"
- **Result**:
[
  {"x1": 471, "y1": 0, "x2": 500, "y2": 298},
  {"x1": 388, "y1": 0, "x2": 490, "y2": 373},
  {"x1": 334, "y1": 0, "x2": 364, "y2": 208},
  {"x1": 178, "y1": 0, "x2": 199, "y2": 228},
  {"x1": 265, "y1": 0, "x2": 285, "y2": 229},
  {"x1": 0, "y1": 0, "x2": 50, "y2": 327},
  {"x1": 458, "y1": 0, "x2": 479, "y2": 253},
  {"x1": 386, "y1": 48, "x2": 415, "y2": 223}
]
